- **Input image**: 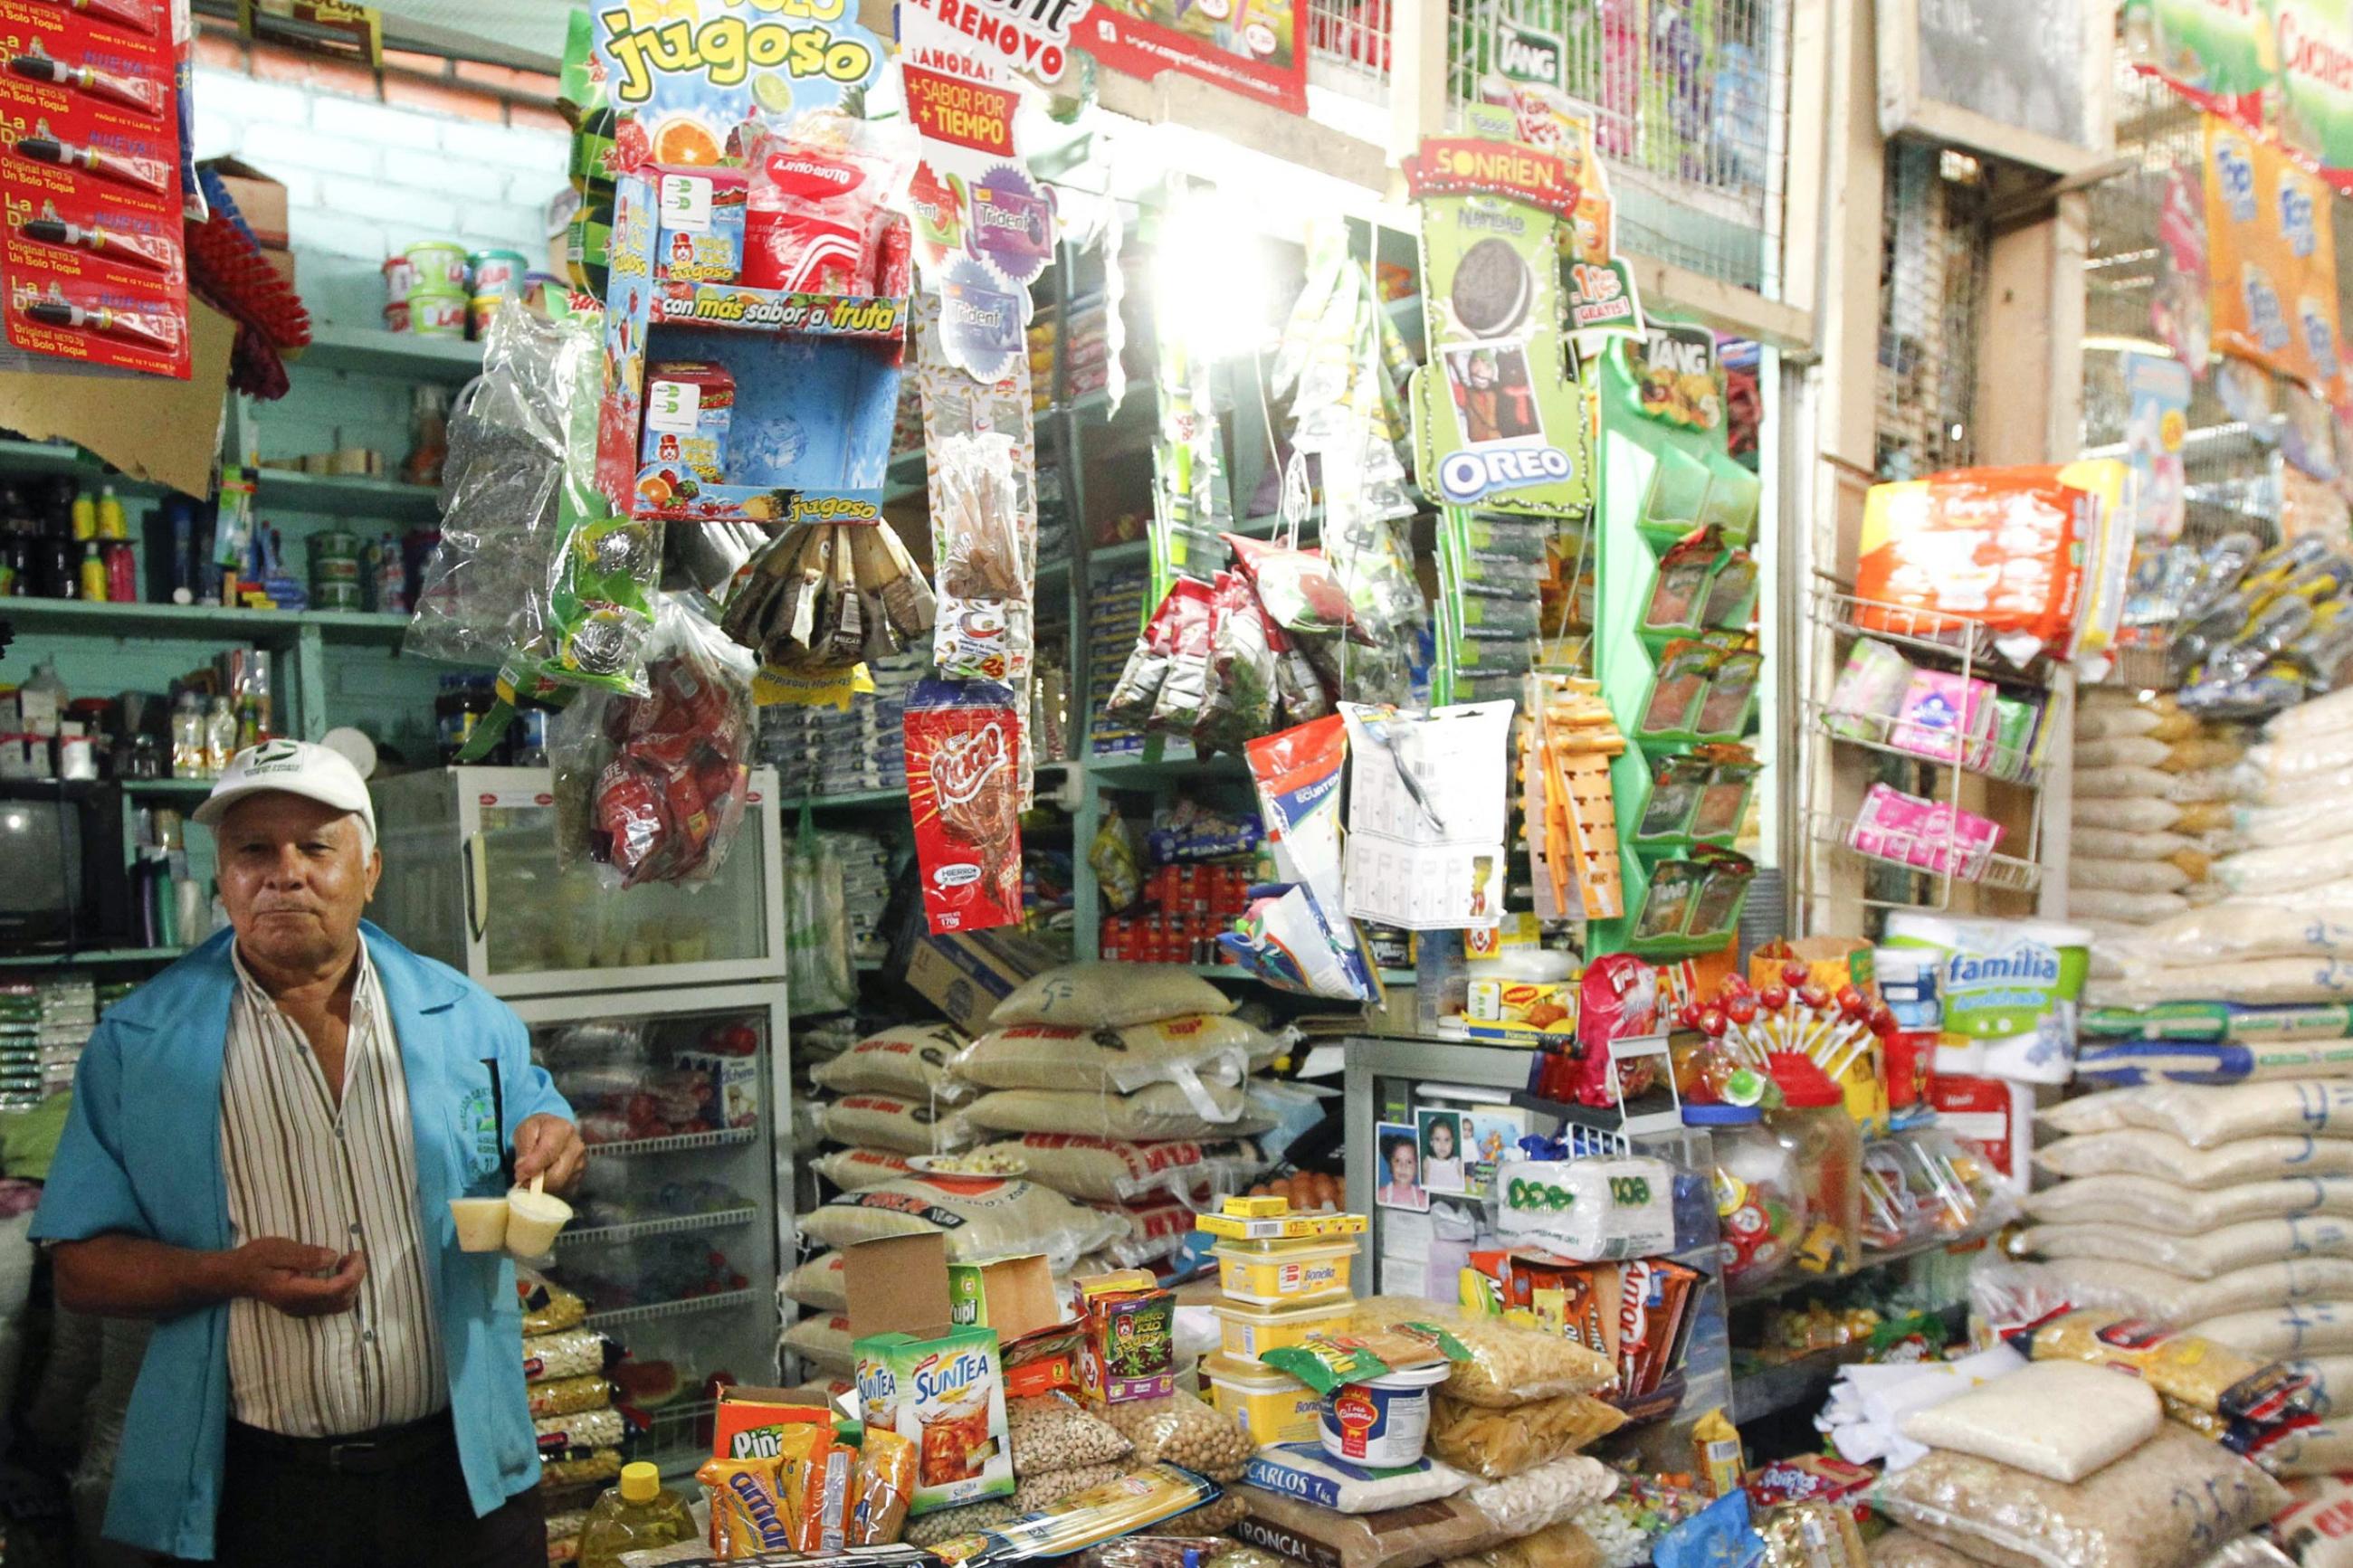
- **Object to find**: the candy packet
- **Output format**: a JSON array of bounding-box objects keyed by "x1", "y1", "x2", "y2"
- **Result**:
[
  {"x1": 1196, "y1": 569, "x2": 1276, "y2": 755},
  {"x1": 1149, "y1": 578, "x2": 1219, "y2": 731},
  {"x1": 931, "y1": 431, "x2": 1031, "y2": 684}
]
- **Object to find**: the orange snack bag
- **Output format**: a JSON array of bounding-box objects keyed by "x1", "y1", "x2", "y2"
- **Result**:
[{"x1": 697, "y1": 1456, "x2": 795, "y2": 1556}]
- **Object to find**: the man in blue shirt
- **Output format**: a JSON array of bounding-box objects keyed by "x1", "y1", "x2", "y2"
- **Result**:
[{"x1": 33, "y1": 740, "x2": 584, "y2": 1565}]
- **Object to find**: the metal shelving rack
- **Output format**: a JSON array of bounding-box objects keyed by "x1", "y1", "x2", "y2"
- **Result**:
[{"x1": 1796, "y1": 574, "x2": 2060, "y2": 914}]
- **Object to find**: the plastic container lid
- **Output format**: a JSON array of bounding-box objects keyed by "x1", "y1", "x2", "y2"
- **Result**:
[
  {"x1": 620, "y1": 1460, "x2": 660, "y2": 1503},
  {"x1": 1682, "y1": 1103, "x2": 1763, "y2": 1126},
  {"x1": 1204, "y1": 1352, "x2": 1312, "y2": 1392},
  {"x1": 1768, "y1": 1052, "x2": 1844, "y2": 1108},
  {"x1": 1209, "y1": 1295, "x2": 1356, "y2": 1326},
  {"x1": 1337, "y1": 1362, "x2": 1451, "y2": 1392}
]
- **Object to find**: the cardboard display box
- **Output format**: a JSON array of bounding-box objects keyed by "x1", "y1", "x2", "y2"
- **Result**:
[{"x1": 846, "y1": 1233, "x2": 1058, "y2": 1515}]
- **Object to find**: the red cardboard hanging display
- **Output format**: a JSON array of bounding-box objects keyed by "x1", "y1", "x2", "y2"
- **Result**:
[{"x1": 0, "y1": 0, "x2": 190, "y2": 378}]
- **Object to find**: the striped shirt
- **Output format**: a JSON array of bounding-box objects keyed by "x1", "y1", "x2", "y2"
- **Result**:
[{"x1": 220, "y1": 943, "x2": 447, "y2": 1436}]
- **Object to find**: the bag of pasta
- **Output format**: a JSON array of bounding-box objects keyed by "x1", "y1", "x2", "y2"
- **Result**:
[
  {"x1": 1426, "y1": 1392, "x2": 1626, "y2": 1478},
  {"x1": 1447, "y1": 1522, "x2": 1605, "y2": 1568},
  {"x1": 1350, "y1": 1297, "x2": 1615, "y2": 1406}
]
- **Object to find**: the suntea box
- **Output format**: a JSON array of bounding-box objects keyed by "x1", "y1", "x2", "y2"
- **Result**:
[
  {"x1": 641, "y1": 360, "x2": 735, "y2": 486},
  {"x1": 854, "y1": 1326, "x2": 1012, "y2": 1514},
  {"x1": 654, "y1": 164, "x2": 748, "y2": 283},
  {"x1": 847, "y1": 1233, "x2": 1015, "y2": 1515}
]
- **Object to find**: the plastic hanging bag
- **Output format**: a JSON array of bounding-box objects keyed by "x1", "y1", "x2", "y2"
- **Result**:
[
  {"x1": 407, "y1": 300, "x2": 600, "y2": 666},
  {"x1": 548, "y1": 593, "x2": 756, "y2": 889},
  {"x1": 787, "y1": 806, "x2": 857, "y2": 1016}
]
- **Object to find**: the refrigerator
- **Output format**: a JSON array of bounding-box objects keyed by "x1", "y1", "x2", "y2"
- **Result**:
[{"x1": 370, "y1": 767, "x2": 795, "y2": 1473}]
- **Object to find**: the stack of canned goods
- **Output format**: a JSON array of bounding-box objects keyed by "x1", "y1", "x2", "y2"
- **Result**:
[
  {"x1": 307, "y1": 529, "x2": 364, "y2": 612},
  {"x1": 383, "y1": 241, "x2": 532, "y2": 338}
]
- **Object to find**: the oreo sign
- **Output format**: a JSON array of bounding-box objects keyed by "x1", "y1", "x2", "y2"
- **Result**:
[{"x1": 1436, "y1": 444, "x2": 1576, "y2": 504}]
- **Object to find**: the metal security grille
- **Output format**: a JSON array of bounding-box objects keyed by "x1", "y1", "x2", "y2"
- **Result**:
[
  {"x1": 1874, "y1": 140, "x2": 1992, "y2": 480},
  {"x1": 1410, "y1": 0, "x2": 1787, "y2": 291},
  {"x1": 2081, "y1": 62, "x2": 2279, "y2": 546}
]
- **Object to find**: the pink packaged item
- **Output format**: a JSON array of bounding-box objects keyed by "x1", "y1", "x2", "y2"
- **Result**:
[
  {"x1": 1848, "y1": 783, "x2": 2002, "y2": 879},
  {"x1": 1888, "y1": 670, "x2": 1992, "y2": 765},
  {"x1": 743, "y1": 115, "x2": 918, "y2": 296}
]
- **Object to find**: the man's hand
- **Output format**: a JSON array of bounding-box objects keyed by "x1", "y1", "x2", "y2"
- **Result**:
[
  {"x1": 227, "y1": 1238, "x2": 367, "y2": 1318},
  {"x1": 513, "y1": 1113, "x2": 586, "y2": 1195}
]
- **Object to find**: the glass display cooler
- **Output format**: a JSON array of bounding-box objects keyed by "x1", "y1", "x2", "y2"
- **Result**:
[
  {"x1": 368, "y1": 765, "x2": 787, "y2": 996},
  {"x1": 510, "y1": 984, "x2": 793, "y2": 1475},
  {"x1": 367, "y1": 767, "x2": 795, "y2": 1474}
]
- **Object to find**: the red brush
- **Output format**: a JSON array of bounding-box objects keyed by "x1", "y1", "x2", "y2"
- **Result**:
[{"x1": 184, "y1": 202, "x2": 308, "y2": 399}]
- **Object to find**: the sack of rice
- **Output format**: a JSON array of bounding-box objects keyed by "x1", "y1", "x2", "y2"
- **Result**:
[
  {"x1": 965, "y1": 1082, "x2": 1270, "y2": 1142},
  {"x1": 811, "y1": 1023, "x2": 974, "y2": 1103},
  {"x1": 988, "y1": 963, "x2": 1235, "y2": 1029},
  {"x1": 796, "y1": 1174, "x2": 1125, "y2": 1274}
]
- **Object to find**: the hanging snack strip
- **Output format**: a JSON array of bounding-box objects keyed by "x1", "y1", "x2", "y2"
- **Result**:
[
  {"x1": 720, "y1": 520, "x2": 937, "y2": 696},
  {"x1": 914, "y1": 290, "x2": 1043, "y2": 807},
  {"x1": 931, "y1": 431, "x2": 1032, "y2": 685}
]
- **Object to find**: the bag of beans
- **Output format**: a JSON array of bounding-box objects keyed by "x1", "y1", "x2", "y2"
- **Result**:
[
  {"x1": 783, "y1": 1251, "x2": 849, "y2": 1312},
  {"x1": 1006, "y1": 1392, "x2": 1131, "y2": 1475},
  {"x1": 818, "y1": 1093, "x2": 978, "y2": 1155},
  {"x1": 1096, "y1": 1389, "x2": 1253, "y2": 1482},
  {"x1": 989, "y1": 963, "x2": 1235, "y2": 1029},
  {"x1": 953, "y1": 1015, "x2": 1281, "y2": 1098},
  {"x1": 812, "y1": 1023, "x2": 975, "y2": 1103},
  {"x1": 782, "y1": 1312, "x2": 855, "y2": 1374},
  {"x1": 965, "y1": 1083, "x2": 1269, "y2": 1142},
  {"x1": 796, "y1": 1174, "x2": 1125, "y2": 1274},
  {"x1": 810, "y1": 1147, "x2": 919, "y2": 1190},
  {"x1": 979, "y1": 1135, "x2": 1263, "y2": 1202}
]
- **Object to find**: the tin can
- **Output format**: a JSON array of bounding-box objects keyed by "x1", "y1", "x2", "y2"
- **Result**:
[
  {"x1": 467, "y1": 247, "x2": 530, "y2": 297},
  {"x1": 382, "y1": 299, "x2": 411, "y2": 334},
  {"x1": 382, "y1": 253, "x2": 416, "y2": 306},
  {"x1": 409, "y1": 290, "x2": 467, "y2": 337},
  {"x1": 405, "y1": 241, "x2": 468, "y2": 292}
]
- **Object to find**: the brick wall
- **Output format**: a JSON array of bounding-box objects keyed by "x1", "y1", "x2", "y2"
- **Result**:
[{"x1": 190, "y1": 27, "x2": 572, "y2": 334}]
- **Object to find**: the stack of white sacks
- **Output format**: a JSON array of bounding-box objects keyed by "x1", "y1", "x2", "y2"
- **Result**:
[
  {"x1": 2067, "y1": 689, "x2": 2239, "y2": 933},
  {"x1": 780, "y1": 965, "x2": 1283, "y2": 1380}
]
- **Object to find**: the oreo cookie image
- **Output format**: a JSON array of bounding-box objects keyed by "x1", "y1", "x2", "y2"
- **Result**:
[{"x1": 1451, "y1": 236, "x2": 1533, "y2": 337}]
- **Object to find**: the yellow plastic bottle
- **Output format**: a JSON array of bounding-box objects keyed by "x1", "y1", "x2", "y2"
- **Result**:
[
  {"x1": 579, "y1": 1461, "x2": 695, "y2": 1567},
  {"x1": 96, "y1": 484, "x2": 128, "y2": 540}
]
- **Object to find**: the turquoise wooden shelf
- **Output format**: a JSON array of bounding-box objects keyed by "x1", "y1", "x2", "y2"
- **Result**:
[
  {"x1": 294, "y1": 325, "x2": 484, "y2": 381},
  {"x1": 0, "y1": 597, "x2": 410, "y2": 646},
  {"x1": 254, "y1": 469, "x2": 442, "y2": 520}
]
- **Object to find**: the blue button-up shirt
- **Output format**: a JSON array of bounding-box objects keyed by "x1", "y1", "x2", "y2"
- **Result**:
[{"x1": 32, "y1": 922, "x2": 571, "y2": 1561}]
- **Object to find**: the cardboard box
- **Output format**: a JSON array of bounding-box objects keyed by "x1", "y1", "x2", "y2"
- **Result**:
[
  {"x1": 947, "y1": 1253, "x2": 1059, "y2": 1334},
  {"x1": 710, "y1": 1385, "x2": 833, "y2": 1460},
  {"x1": 905, "y1": 930, "x2": 1052, "y2": 1035},
  {"x1": 200, "y1": 157, "x2": 289, "y2": 251},
  {"x1": 846, "y1": 1233, "x2": 1015, "y2": 1515}
]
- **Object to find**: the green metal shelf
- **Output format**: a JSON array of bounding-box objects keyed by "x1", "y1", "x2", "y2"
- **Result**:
[
  {"x1": 0, "y1": 597, "x2": 410, "y2": 646},
  {"x1": 121, "y1": 777, "x2": 215, "y2": 797},
  {"x1": 293, "y1": 325, "x2": 484, "y2": 381}
]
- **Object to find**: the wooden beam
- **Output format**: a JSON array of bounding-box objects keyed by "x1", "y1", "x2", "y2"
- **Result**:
[
  {"x1": 1626, "y1": 255, "x2": 1816, "y2": 356},
  {"x1": 1099, "y1": 70, "x2": 1396, "y2": 193}
]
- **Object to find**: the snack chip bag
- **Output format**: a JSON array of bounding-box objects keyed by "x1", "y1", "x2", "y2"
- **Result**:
[
  {"x1": 904, "y1": 679, "x2": 1024, "y2": 935},
  {"x1": 699, "y1": 1456, "x2": 797, "y2": 1555}
]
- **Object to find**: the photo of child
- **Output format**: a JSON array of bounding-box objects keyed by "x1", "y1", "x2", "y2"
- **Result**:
[
  {"x1": 1418, "y1": 1108, "x2": 1466, "y2": 1194},
  {"x1": 1377, "y1": 1121, "x2": 1429, "y2": 1212}
]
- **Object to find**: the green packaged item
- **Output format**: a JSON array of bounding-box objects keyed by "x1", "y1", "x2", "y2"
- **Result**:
[
  {"x1": 2079, "y1": 1001, "x2": 2353, "y2": 1042},
  {"x1": 1259, "y1": 1323, "x2": 1468, "y2": 1396},
  {"x1": 1986, "y1": 694, "x2": 2041, "y2": 780}
]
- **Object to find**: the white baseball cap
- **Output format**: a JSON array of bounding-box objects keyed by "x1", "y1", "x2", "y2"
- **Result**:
[{"x1": 193, "y1": 738, "x2": 377, "y2": 847}]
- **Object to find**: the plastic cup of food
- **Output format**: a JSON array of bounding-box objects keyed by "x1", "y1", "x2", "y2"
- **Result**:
[
  {"x1": 449, "y1": 1196, "x2": 510, "y2": 1253},
  {"x1": 504, "y1": 1181, "x2": 573, "y2": 1258}
]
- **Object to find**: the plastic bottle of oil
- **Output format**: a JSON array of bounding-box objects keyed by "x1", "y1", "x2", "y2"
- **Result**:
[{"x1": 578, "y1": 1461, "x2": 695, "y2": 1567}]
